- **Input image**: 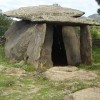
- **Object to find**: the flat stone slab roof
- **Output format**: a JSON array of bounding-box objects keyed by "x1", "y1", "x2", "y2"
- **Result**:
[{"x1": 4, "y1": 5, "x2": 100, "y2": 26}]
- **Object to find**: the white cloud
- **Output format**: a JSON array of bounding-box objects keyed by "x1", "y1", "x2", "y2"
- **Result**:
[{"x1": 0, "y1": 0, "x2": 99, "y2": 16}]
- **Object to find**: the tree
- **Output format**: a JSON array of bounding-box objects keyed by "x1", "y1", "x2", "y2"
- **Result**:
[
  {"x1": 95, "y1": 0, "x2": 100, "y2": 14},
  {"x1": 97, "y1": 8, "x2": 100, "y2": 14},
  {"x1": 0, "y1": 11, "x2": 12, "y2": 36},
  {"x1": 96, "y1": 0, "x2": 100, "y2": 5}
]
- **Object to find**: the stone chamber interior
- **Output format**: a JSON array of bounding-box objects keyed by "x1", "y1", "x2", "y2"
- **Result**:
[{"x1": 52, "y1": 25, "x2": 68, "y2": 66}]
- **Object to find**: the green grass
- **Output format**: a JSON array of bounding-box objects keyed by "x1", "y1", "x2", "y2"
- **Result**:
[
  {"x1": 89, "y1": 46, "x2": 100, "y2": 70},
  {"x1": 0, "y1": 74, "x2": 17, "y2": 87}
]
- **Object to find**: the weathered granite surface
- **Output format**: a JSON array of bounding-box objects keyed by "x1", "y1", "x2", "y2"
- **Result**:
[
  {"x1": 4, "y1": 20, "x2": 46, "y2": 68},
  {"x1": 4, "y1": 5, "x2": 100, "y2": 26},
  {"x1": 62, "y1": 26, "x2": 81, "y2": 65},
  {"x1": 64, "y1": 87, "x2": 100, "y2": 100}
]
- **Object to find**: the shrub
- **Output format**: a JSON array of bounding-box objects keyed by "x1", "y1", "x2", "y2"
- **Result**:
[
  {"x1": 0, "y1": 14, "x2": 12, "y2": 36},
  {"x1": 91, "y1": 26, "x2": 100, "y2": 39}
]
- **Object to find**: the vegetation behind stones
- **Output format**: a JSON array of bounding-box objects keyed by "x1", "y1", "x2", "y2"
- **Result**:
[
  {"x1": 0, "y1": 13, "x2": 12, "y2": 36},
  {"x1": 91, "y1": 26, "x2": 100, "y2": 39}
]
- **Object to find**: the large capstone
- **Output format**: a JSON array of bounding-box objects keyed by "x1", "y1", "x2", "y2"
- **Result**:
[{"x1": 4, "y1": 5, "x2": 100, "y2": 26}]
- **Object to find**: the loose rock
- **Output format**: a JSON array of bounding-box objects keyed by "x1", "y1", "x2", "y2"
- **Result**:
[
  {"x1": 64, "y1": 87, "x2": 100, "y2": 100},
  {"x1": 44, "y1": 67, "x2": 98, "y2": 81}
]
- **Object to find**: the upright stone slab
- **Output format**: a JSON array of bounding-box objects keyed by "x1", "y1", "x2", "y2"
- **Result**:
[
  {"x1": 39, "y1": 25, "x2": 53, "y2": 67},
  {"x1": 4, "y1": 20, "x2": 46, "y2": 68},
  {"x1": 62, "y1": 26, "x2": 81, "y2": 65},
  {"x1": 80, "y1": 25, "x2": 92, "y2": 64},
  {"x1": 4, "y1": 20, "x2": 36, "y2": 62},
  {"x1": 25, "y1": 24, "x2": 46, "y2": 68}
]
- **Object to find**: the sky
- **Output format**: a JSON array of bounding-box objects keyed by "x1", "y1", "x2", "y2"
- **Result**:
[{"x1": 0, "y1": 0, "x2": 99, "y2": 16}]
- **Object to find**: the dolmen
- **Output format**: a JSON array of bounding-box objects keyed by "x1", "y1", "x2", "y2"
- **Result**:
[{"x1": 3, "y1": 5, "x2": 100, "y2": 68}]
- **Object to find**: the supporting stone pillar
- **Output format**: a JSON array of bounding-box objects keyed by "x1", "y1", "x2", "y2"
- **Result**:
[
  {"x1": 80, "y1": 25, "x2": 92, "y2": 65},
  {"x1": 62, "y1": 26, "x2": 81, "y2": 66},
  {"x1": 39, "y1": 24, "x2": 53, "y2": 67},
  {"x1": 26, "y1": 24, "x2": 46, "y2": 68}
]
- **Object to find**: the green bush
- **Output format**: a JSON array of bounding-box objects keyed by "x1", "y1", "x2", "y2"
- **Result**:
[
  {"x1": 91, "y1": 26, "x2": 100, "y2": 39},
  {"x1": 0, "y1": 14, "x2": 12, "y2": 36}
]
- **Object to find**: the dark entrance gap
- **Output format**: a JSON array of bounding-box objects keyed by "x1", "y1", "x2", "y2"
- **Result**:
[{"x1": 52, "y1": 25, "x2": 68, "y2": 66}]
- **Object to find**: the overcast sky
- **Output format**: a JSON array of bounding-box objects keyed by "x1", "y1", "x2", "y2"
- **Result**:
[{"x1": 0, "y1": 0, "x2": 99, "y2": 16}]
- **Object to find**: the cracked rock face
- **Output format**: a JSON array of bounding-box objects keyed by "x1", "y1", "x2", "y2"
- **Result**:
[{"x1": 4, "y1": 20, "x2": 47, "y2": 67}]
